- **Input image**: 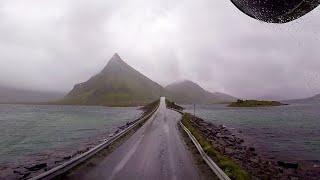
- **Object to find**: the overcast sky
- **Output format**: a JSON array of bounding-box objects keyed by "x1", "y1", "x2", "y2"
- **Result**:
[{"x1": 0, "y1": 0, "x2": 319, "y2": 100}]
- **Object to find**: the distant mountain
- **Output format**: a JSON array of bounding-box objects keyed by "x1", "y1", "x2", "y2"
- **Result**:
[
  {"x1": 165, "y1": 80, "x2": 237, "y2": 104},
  {"x1": 257, "y1": 95, "x2": 286, "y2": 101},
  {"x1": 287, "y1": 93, "x2": 320, "y2": 103},
  {"x1": 61, "y1": 53, "x2": 165, "y2": 106},
  {"x1": 311, "y1": 94, "x2": 320, "y2": 100},
  {"x1": 0, "y1": 86, "x2": 64, "y2": 103}
]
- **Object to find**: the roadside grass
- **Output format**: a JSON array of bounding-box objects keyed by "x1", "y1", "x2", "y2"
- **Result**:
[{"x1": 181, "y1": 113, "x2": 250, "y2": 180}]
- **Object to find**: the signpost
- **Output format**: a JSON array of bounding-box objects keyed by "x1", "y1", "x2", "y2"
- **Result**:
[{"x1": 193, "y1": 104, "x2": 196, "y2": 117}]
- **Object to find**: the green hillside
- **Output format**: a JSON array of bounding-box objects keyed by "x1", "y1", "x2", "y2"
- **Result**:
[{"x1": 60, "y1": 53, "x2": 165, "y2": 106}]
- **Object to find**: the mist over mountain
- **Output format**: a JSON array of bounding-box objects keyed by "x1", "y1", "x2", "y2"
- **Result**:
[
  {"x1": 165, "y1": 80, "x2": 237, "y2": 104},
  {"x1": 0, "y1": 86, "x2": 64, "y2": 103},
  {"x1": 0, "y1": 53, "x2": 237, "y2": 106},
  {"x1": 61, "y1": 54, "x2": 166, "y2": 106},
  {"x1": 60, "y1": 54, "x2": 237, "y2": 106}
]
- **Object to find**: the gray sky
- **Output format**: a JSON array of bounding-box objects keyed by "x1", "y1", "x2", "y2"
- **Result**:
[{"x1": 0, "y1": 0, "x2": 319, "y2": 100}]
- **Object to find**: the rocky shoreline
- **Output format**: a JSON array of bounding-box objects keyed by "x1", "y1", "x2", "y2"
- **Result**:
[{"x1": 187, "y1": 114, "x2": 320, "y2": 179}]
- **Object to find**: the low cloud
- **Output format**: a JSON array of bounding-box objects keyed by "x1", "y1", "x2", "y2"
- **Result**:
[{"x1": 0, "y1": 0, "x2": 319, "y2": 99}]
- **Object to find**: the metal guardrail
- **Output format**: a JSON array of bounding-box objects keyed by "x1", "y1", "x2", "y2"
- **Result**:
[
  {"x1": 30, "y1": 103, "x2": 160, "y2": 180},
  {"x1": 179, "y1": 121, "x2": 231, "y2": 180},
  {"x1": 167, "y1": 107, "x2": 230, "y2": 179}
]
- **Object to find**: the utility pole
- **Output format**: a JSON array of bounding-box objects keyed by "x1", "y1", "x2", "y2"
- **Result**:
[{"x1": 193, "y1": 104, "x2": 195, "y2": 117}]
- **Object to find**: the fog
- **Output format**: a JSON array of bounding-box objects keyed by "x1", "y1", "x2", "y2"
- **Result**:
[{"x1": 0, "y1": 0, "x2": 319, "y2": 100}]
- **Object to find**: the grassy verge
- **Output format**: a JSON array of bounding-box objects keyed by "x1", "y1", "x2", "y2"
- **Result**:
[{"x1": 181, "y1": 113, "x2": 250, "y2": 180}]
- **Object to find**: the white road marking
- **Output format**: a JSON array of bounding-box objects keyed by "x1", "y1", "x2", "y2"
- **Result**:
[{"x1": 108, "y1": 134, "x2": 144, "y2": 180}]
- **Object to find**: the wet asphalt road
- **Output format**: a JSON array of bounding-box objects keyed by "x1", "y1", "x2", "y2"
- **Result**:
[{"x1": 69, "y1": 97, "x2": 199, "y2": 180}]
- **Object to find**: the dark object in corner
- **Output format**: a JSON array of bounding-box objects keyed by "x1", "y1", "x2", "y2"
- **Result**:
[{"x1": 231, "y1": 0, "x2": 320, "y2": 23}]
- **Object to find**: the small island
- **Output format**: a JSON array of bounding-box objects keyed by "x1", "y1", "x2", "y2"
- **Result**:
[{"x1": 228, "y1": 99, "x2": 288, "y2": 107}]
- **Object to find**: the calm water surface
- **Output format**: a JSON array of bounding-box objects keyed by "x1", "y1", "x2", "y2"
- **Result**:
[
  {"x1": 0, "y1": 104, "x2": 141, "y2": 166},
  {"x1": 185, "y1": 102, "x2": 320, "y2": 163}
]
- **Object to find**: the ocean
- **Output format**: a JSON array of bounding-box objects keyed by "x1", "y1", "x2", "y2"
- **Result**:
[
  {"x1": 184, "y1": 102, "x2": 320, "y2": 165},
  {"x1": 0, "y1": 104, "x2": 141, "y2": 169}
]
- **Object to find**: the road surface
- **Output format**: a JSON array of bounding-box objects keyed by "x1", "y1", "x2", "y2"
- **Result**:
[{"x1": 68, "y1": 97, "x2": 200, "y2": 180}]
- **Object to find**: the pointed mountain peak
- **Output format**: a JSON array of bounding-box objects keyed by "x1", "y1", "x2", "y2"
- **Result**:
[
  {"x1": 101, "y1": 53, "x2": 128, "y2": 73},
  {"x1": 108, "y1": 53, "x2": 124, "y2": 64},
  {"x1": 63, "y1": 53, "x2": 165, "y2": 106},
  {"x1": 111, "y1": 53, "x2": 121, "y2": 61}
]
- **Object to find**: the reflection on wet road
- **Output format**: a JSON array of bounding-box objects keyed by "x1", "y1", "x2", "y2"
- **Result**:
[{"x1": 69, "y1": 97, "x2": 199, "y2": 180}]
